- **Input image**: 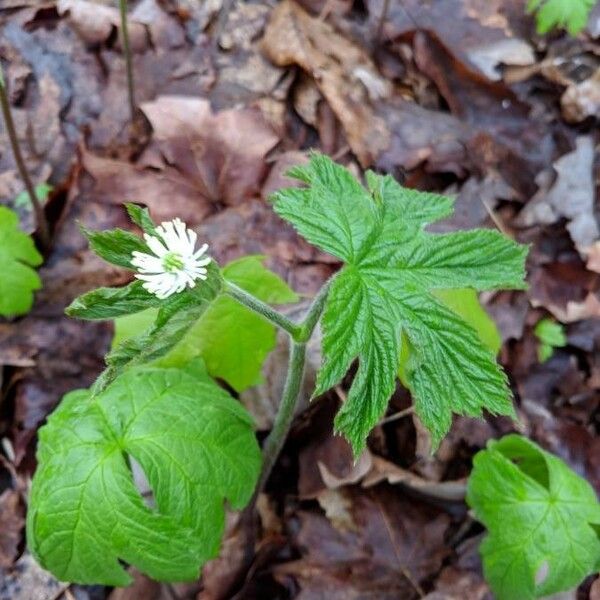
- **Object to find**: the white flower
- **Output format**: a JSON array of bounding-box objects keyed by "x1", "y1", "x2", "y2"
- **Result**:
[{"x1": 131, "y1": 218, "x2": 211, "y2": 299}]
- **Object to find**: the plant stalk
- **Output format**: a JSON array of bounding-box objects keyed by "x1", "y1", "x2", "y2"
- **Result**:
[
  {"x1": 257, "y1": 339, "x2": 306, "y2": 492},
  {"x1": 0, "y1": 66, "x2": 50, "y2": 248},
  {"x1": 249, "y1": 282, "x2": 329, "y2": 493},
  {"x1": 118, "y1": 0, "x2": 136, "y2": 123},
  {"x1": 224, "y1": 281, "x2": 303, "y2": 339}
]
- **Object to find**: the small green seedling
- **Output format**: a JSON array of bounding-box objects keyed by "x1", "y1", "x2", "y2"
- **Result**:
[
  {"x1": 14, "y1": 183, "x2": 52, "y2": 210},
  {"x1": 32, "y1": 154, "x2": 590, "y2": 596},
  {"x1": 527, "y1": 0, "x2": 595, "y2": 35},
  {"x1": 534, "y1": 317, "x2": 567, "y2": 362}
]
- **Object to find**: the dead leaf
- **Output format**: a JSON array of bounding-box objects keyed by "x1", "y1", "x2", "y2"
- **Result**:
[
  {"x1": 0, "y1": 553, "x2": 65, "y2": 600},
  {"x1": 316, "y1": 489, "x2": 358, "y2": 532},
  {"x1": 82, "y1": 150, "x2": 213, "y2": 225},
  {"x1": 363, "y1": 456, "x2": 467, "y2": 502},
  {"x1": 412, "y1": 31, "x2": 554, "y2": 196},
  {"x1": 518, "y1": 137, "x2": 598, "y2": 256},
  {"x1": 561, "y1": 69, "x2": 600, "y2": 123},
  {"x1": 0, "y1": 490, "x2": 24, "y2": 569},
  {"x1": 140, "y1": 96, "x2": 279, "y2": 206},
  {"x1": 586, "y1": 242, "x2": 600, "y2": 274},
  {"x1": 368, "y1": 0, "x2": 532, "y2": 74},
  {"x1": 57, "y1": 0, "x2": 147, "y2": 49},
  {"x1": 467, "y1": 38, "x2": 535, "y2": 81},
  {"x1": 262, "y1": 0, "x2": 391, "y2": 166},
  {"x1": 277, "y1": 487, "x2": 450, "y2": 599}
]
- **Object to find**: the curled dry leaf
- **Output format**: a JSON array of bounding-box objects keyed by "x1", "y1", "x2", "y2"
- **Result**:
[
  {"x1": 362, "y1": 456, "x2": 467, "y2": 503},
  {"x1": 262, "y1": 0, "x2": 391, "y2": 166}
]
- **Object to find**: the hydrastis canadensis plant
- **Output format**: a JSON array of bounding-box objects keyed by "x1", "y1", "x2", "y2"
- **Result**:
[{"x1": 26, "y1": 154, "x2": 600, "y2": 596}]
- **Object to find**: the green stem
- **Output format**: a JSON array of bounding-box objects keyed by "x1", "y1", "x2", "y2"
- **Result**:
[
  {"x1": 0, "y1": 65, "x2": 50, "y2": 248},
  {"x1": 118, "y1": 0, "x2": 136, "y2": 123},
  {"x1": 245, "y1": 281, "x2": 330, "y2": 493},
  {"x1": 225, "y1": 281, "x2": 302, "y2": 339},
  {"x1": 257, "y1": 339, "x2": 306, "y2": 491}
]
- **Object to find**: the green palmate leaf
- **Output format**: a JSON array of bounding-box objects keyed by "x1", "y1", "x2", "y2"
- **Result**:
[
  {"x1": 27, "y1": 364, "x2": 262, "y2": 586},
  {"x1": 527, "y1": 0, "x2": 595, "y2": 35},
  {"x1": 467, "y1": 434, "x2": 600, "y2": 600},
  {"x1": 273, "y1": 153, "x2": 528, "y2": 454},
  {"x1": 112, "y1": 256, "x2": 298, "y2": 392},
  {"x1": 0, "y1": 206, "x2": 43, "y2": 317}
]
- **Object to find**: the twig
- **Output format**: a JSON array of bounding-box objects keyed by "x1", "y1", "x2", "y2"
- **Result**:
[
  {"x1": 118, "y1": 0, "x2": 136, "y2": 123},
  {"x1": 379, "y1": 405, "x2": 414, "y2": 425},
  {"x1": 0, "y1": 65, "x2": 50, "y2": 248}
]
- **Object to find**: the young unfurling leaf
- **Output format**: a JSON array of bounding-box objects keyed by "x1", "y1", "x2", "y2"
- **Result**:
[
  {"x1": 272, "y1": 153, "x2": 528, "y2": 454},
  {"x1": 0, "y1": 206, "x2": 43, "y2": 317},
  {"x1": 467, "y1": 435, "x2": 600, "y2": 600},
  {"x1": 27, "y1": 363, "x2": 262, "y2": 586}
]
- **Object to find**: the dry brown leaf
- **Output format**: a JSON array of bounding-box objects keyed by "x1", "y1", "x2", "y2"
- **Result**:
[
  {"x1": 57, "y1": 0, "x2": 147, "y2": 48},
  {"x1": 140, "y1": 96, "x2": 279, "y2": 207},
  {"x1": 561, "y1": 69, "x2": 600, "y2": 123},
  {"x1": 362, "y1": 456, "x2": 467, "y2": 502},
  {"x1": 262, "y1": 0, "x2": 391, "y2": 166},
  {"x1": 82, "y1": 150, "x2": 213, "y2": 225},
  {"x1": 0, "y1": 490, "x2": 24, "y2": 568},
  {"x1": 518, "y1": 137, "x2": 598, "y2": 257}
]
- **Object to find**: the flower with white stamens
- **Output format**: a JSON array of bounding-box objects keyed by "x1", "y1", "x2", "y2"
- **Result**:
[{"x1": 131, "y1": 218, "x2": 211, "y2": 299}]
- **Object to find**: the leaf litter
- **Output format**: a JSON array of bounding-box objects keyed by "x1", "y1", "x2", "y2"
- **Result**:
[{"x1": 0, "y1": 0, "x2": 599, "y2": 598}]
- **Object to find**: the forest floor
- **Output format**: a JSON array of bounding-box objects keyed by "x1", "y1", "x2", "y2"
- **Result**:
[{"x1": 0, "y1": 0, "x2": 599, "y2": 599}]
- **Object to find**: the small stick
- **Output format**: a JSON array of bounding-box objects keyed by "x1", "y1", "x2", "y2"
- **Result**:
[
  {"x1": 0, "y1": 65, "x2": 50, "y2": 248},
  {"x1": 119, "y1": 0, "x2": 136, "y2": 123}
]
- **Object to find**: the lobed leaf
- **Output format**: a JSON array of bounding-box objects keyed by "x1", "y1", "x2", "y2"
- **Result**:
[
  {"x1": 467, "y1": 435, "x2": 600, "y2": 600},
  {"x1": 273, "y1": 153, "x2": 528, "y2": 454},
  {"x1": 27, "y1": 364, "x2": 262, "y2": 586}
]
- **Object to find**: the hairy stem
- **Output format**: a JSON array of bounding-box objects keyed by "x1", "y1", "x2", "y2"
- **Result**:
[
  {"x1": 250, "y1": 282, "x2": 329, "y2": 493},
  {"x1": 224, "y1": 281, "x2": 302, "y2": 339},
  {"x1": 0, "y1": 66, "x2": 50, "y2": 248},
  {"x1": 257, "y1": 339, "x2": 306, "y2": 491},
  {"x1": 119, "y1": 0, "x2": 136, "y2": 123}
]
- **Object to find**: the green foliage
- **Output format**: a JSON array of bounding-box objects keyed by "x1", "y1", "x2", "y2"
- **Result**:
[
  {"x1": 113, "y1": 256, "x2": 299, "y2": 392},
  {"x1": 527, "y1": 0, "x2": 595, "y2": 35},
  {"x1": 467, "y1": 434, "x2": 600, "y2": 600},
  {"x1": 0, "y1": 205, "x2": 43, "y2": 317},
  {"x1": 534, "y1": 317, "x2": 567, "y2": 362},
  {"x1": 433, "y1": 288, "x2": 502, "y2": 355},
  {"x1": 27, "y1": 363, "x2": 261, "y2": 585},
  {"x1": 14, "y1": 183, "x2": 52, "y2": 210},
  {"x1": 82, "y1": 226, "x2": 150, "y2": 269},
  {"x1": 272, "y1": 153, "x2": 528, "y2": 454}
]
